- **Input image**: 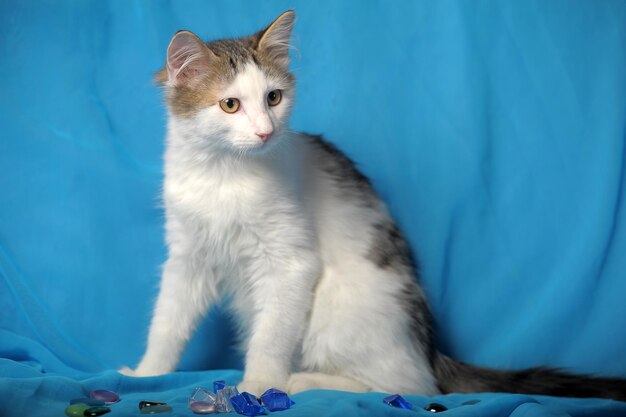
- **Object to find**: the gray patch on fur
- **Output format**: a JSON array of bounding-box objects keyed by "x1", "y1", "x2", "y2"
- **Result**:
[
  {"x1": 308, "y1": 135, "x2": 377, "y2": 206},
  {"x1": 400, "y1": 280, "x2": 437, "y2": 366},
  {"x1": 207, "y1": 38, "x2": 258, "y2": 75},
  {"x1": 368, "y1": 220, "x2": 415, "y2": 272}
]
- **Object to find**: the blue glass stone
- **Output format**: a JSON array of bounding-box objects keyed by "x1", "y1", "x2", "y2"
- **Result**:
[
  {"x1": 70, "y1": 398, "x2": 105, "y2": 406},
  {"x1": 383, "y1": 394, "x2": 413, "y2": 410},
  {"x1": 424, "y1": 402, "x2": 447, "y2": 413},
  {"x1": 230, "y1": 392, "x2": 266, "y2": 416},
  {"x1": 260, "y1": 388, "x2": 295, "y2": 411},
  {"x1": 462, "y1": 399, "x2": 480, "y2": 405},
  {"x1": 213, "y1": 380, "x2": 226, "y2": 393}
]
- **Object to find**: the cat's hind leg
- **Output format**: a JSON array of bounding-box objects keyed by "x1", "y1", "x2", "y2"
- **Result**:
[{"x1": 287, "y1": 372, "x2": 371, "y2": 393}]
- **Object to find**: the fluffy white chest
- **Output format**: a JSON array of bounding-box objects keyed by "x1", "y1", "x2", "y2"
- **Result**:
[
  {"x1": 163, "y1": 144, "x2": 311, "y2": 288},
  {"x1": 166, "y1": 162, "x2": 262, "y2": 221}
]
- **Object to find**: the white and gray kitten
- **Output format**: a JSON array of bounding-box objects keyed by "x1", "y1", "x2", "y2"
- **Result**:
[{"x1": 122, "y1": 11, "x2": 626, "y2": 400}]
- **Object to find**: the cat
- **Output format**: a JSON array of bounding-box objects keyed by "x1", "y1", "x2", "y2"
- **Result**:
[{"x1": 121, "y1": 10, "x2": 626, "y2": 401}]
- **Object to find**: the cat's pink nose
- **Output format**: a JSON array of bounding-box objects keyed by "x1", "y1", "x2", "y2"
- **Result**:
[{"x1": 256, "y1": 132, "x2": 273, "y2": 143}]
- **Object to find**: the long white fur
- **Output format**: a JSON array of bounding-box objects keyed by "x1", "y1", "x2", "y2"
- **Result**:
[{"x1": 124, "y1": 37, "x2": 438, "y2": 397}]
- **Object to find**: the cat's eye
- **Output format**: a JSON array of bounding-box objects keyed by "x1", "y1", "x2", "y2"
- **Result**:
[
  {"x1": 267, "y1": 90, "x2": 282, "y2": 107},
  {"x1": 219, "y1": 98, "x2": 240, "y2": 113}
]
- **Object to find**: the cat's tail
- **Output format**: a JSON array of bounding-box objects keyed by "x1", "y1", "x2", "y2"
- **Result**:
[{"x1": 434, "y1": 354, "x2": 626, "y2": 401}]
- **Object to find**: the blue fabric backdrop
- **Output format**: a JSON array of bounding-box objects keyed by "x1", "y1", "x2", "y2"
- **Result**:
[{"x1": 1, "y1": 1, "x2": 625, "y2": 416}]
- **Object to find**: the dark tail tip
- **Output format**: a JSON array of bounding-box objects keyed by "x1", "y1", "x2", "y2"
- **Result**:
[{"x1": 434, "y1": 354, "x2": 626, "y2": 402}]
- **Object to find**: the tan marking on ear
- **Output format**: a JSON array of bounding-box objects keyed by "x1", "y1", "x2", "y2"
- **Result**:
[
  {"x1": 256, "y1": 10, "x2": 295, "y2": 67},
  {"x1": 166, "y1": 30, "x2": 218, "y2": 87},
  {"x1": 158, "y1": 30, "x2": 234, "y2": 117}
]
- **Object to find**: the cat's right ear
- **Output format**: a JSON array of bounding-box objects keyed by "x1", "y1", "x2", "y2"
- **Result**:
[{"x1": 155, "y1": 30, "x2": 215, "y2": 87}]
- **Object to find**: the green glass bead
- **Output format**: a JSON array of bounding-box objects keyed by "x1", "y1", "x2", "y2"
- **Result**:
[
  {"x1": 65, "y1": 404, "x2": 89, "y2": 417},
  {"x1": 83, "y1": 406, "x2": 111, "y2": 416}
]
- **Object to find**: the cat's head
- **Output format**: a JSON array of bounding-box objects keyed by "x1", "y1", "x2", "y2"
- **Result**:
[{"x1": 157, "y1": 10, "x2": 296, "y2": 154}]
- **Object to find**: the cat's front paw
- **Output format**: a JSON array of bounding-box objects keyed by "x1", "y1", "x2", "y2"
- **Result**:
[
  {"x1": 118, "y1": 366, "x2": 138, "y2": 377},
  {"x1": 117, "y1": 365, "x2": 168, "y2": 378},
  {"x1": 237, "y1": 379, "x2": 286, "y2": 398}
]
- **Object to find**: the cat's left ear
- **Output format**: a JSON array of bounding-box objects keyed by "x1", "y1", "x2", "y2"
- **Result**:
[
  {"x1": 257, "y1": 10, "x2": 295, "y2": 67},
  {"x1": 155, "y1": 30, "x2": 216, "y2": 87}
]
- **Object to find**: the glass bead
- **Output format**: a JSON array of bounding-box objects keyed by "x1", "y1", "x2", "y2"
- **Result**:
[
  {"x1": 215, "y1": 386, "x2": 239, "y2": 413},
  {"x1": 230, "y1": 392, "x2": 266, "y2": 416},
  {"x1": 83, "y1": 406, "x2": 111, "y2": 416},
  {"x1": 139, "y1": 400, "x2": 168, "y2": 410},
  {"x1": 424, "y1": 402, "x2": 448, "y2": 412},
  {"x1": 140, "y1": 405, "x2": 173, "y2": 414},
  {"x1": 189, "y1": 401, "x2": 216, "y2": 414},
  {"x1": 213, "y1": 380, "x2": 226, "y2": 393},
  {"x1": 383, "y1": 394, "x2": 413, "y2": 410},
  {"x1": 89, "y1": 390, "x2": 119, "y2": 404},
  {"x1": 65, "y1": 404, "x2": 89, "y2": 417},
  {"x1": 260, "y1": 388, "x2": 295, "y2": 411},
  {"x1": 189, "y1": 387, "x2": 217, "y2": 414}
]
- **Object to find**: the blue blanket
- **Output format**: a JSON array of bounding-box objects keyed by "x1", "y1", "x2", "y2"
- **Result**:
[{"x1": 1, "y1": 1, "x2": 625, "y2": 416}]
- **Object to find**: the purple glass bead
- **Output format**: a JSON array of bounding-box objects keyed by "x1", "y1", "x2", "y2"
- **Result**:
[
  {"x1": 213, "y1": 380, "x2": 226, "y2": 393},
  {"x1": 189, "y1": 401, "x2": 216, "y2": 414},
  {"x1": 260, "y1": 388, "x2": 295, "y2": 411},
  {"x1": 189, "y1": 387, "x2": 217, "y2": 414},
  {"x1": 230, "y1": 392, "x2": 266, "y2": 417},
  {"x1": 89, "y1": 390, "x2": 119, "y2": 404},
  {"x1": 383, "y1": 394, "x2": 413, "y2": 410}
]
